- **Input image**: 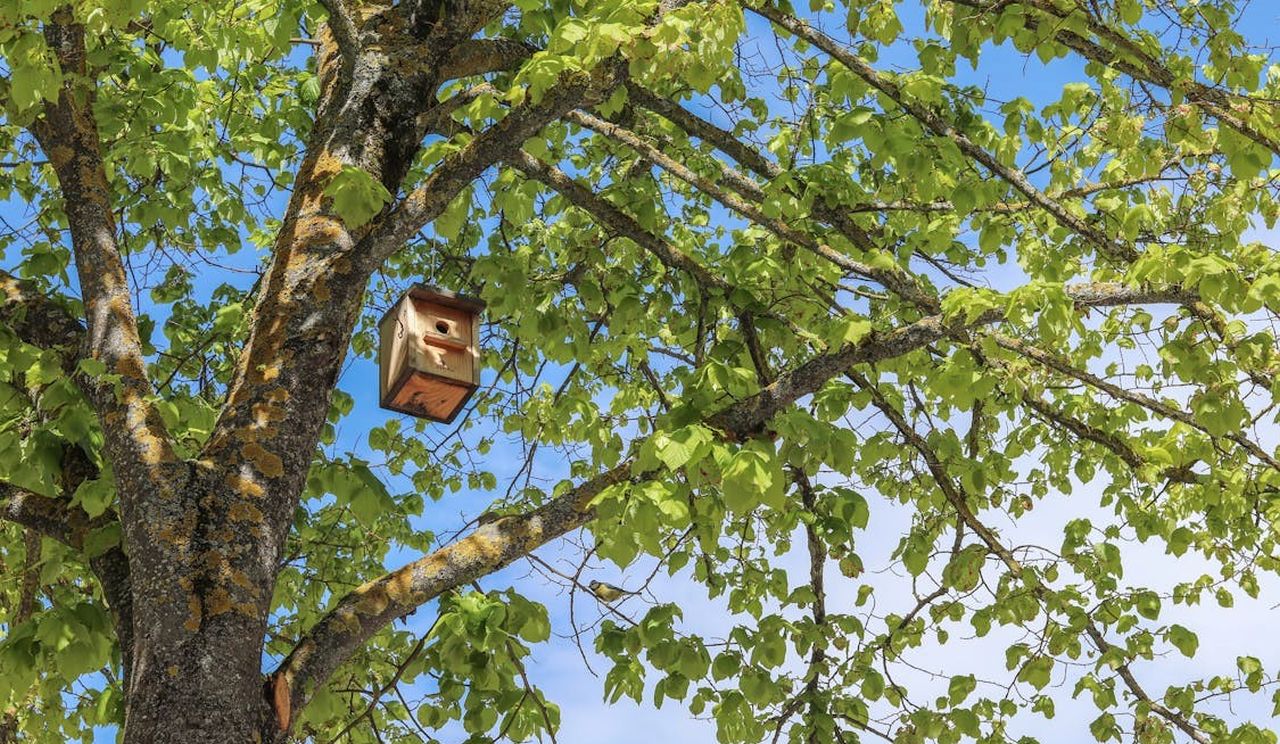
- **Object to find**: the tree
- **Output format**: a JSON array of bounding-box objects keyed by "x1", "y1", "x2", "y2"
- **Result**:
[{"x1": 0, "y1": 0, "x2": 1278, "y2": 740}]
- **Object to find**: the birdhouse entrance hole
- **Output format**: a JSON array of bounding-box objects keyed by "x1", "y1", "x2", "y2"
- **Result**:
[{"x1": 378, "y1": 285, "x2": 485, "y2": 423}]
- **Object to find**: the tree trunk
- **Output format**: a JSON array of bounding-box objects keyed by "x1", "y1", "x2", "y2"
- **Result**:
[
  {"x1": 118, "y1": 472, "x2": 291, "y2": 742},
  {"x1": 123, "y1": 623, "x2": 273, "y2": 743}
]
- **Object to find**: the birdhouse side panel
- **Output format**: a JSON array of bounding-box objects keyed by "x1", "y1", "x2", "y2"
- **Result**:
[
  {"x1": 469, "y1": 304, "x2": 481, "y2": 386},
  {"x1": 378, "y1": 299, "x2": 414, "y2": 407}
]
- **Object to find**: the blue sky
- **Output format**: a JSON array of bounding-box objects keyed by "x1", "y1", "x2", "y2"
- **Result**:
[{"x1": 5, "y1": 0, "x2": 1280, "y2": 741}]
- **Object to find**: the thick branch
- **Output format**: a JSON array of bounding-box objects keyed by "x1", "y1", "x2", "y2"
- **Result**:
[
  {"x1": 417, "y1": 83, "x2": 500, "y2": 138},
  {"x1": 438, "y1": 38, "x2": 534, "y2": 81},
  {"x1": 408, "y1": 0, "x2": 510, "y2": 37},
  {"x1": 274, "y1": 461, "x2": 634, "y2": 716},
  {"x1": 365, "y1": 70, "x2": 602, "y2": 266},
  {"x1": 316, "y1": 0, "x2": 361, "y2": 69},
  {"x1": 708, "y1": 282, "x2": 1192, "y2": 436},
  {"x1": 29, "y1": 12, "x2": 180, "y2": 485},
  {"x1": 0, "y1": 485, "x2": 82, "y2": 545},
  {"x1": 16, "y1": 19, "x2": 157, "y2": 690},
  {"x1": 0, "y1": 269, "x2": 84, "y2": 359},
  {"x1": 25, "y1": 20, "x2": 187, "y2": 700}
]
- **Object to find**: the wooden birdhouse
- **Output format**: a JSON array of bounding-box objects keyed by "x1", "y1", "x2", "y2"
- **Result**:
[{"x1": 379, "y1": 285, "x2": 485, "y2": 423}]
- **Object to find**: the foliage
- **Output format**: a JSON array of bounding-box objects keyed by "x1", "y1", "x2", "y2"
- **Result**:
[{"x1": 1, "y1": 0, "x2": 1279, "y2": 742}]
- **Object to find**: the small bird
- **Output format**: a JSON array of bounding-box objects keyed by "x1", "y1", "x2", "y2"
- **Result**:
[{"x1": 587, "y1": 580, "x2": 636, "y2": 603}]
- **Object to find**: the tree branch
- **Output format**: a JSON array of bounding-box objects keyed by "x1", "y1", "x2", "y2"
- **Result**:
[
  {"x1": 794, "y1": 470, "x2": 827, "y2": 744},
  {"x1": 194, "y1": 20, "x2": 618, "y2": 665},
  {"x1": 417, "y1": 83, "x2": 500, "y2": 138},
  {"x1": 1081, "y1": 622, "x2": 1209, "y2": 744},
  {"x1": 508, "y1": 150, "x2": 736, "y2": 295},
  {"x1": 0, "y1": 481, "x2": 134, "y2": 690},
  {"x1": 567, "y1": 108, "x2": 938, "y2": 309},
  {"x1": 438, "y1": 38, "x2": 534, "y2": 81},
  {"x1": 509, "y1": 149, "x2": 825, "y2": 341},
  {"x1": 833, "y1": 163, "x2": 1189, "y2": 215},
  {"x1": 626, "y1": 82, "x2": 905, "y2": 283},
  {"x1": 274, "y1": 460, "x2": 634, "y2": 716},
  {"x1": 993, "y1": 333, "x2": 1280, "y2": 471},
  {"x1": 753, "y1": 2, "x2": 1280, "y2": 401},
  {"x1": 364, "y1": 69, "x2": 605, "y2": 266},
  {"x1": 0, "y1": 528, "x2": 43, "y2": 740},
  {"x1": 408, "y1": 0, "x2": 511, "y2": 38},
  {"x1": 0, "y1": 269, "x2": 84, "y2": 359},
  {"x1": 961, "y1": 0, "x2": 1280, "y2": 157},
  {"x1": 23, "y1": 16, "x2": 187, "y2": 683},
  {"x1": 1, "y1": 485, "x2": 85, "y2": 546},
  {"x1": 854, "y1": 370, "x2": 1208, "y2": 742},
  {"x1": 316, "y1": 0, "x2": 361, "y2": 71},
  {"x1": 29, "y1": 11, "x2": 181, "y2": 488},
  {"x1": 625, "y1": 83, "x2": 780, "y2": 181},
  {"x1": 322, "y1": 635, "x2": 428, "y2": 744}
]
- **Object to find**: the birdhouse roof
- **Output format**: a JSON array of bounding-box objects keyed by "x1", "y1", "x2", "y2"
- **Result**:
[{"x1": 379, "y1": 284, "x2": 486, "y2": 327}]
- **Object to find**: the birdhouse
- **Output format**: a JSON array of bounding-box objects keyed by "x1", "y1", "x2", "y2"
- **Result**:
[{"x1": 378, "y1": 285, "x2": 485, "y2": 423}]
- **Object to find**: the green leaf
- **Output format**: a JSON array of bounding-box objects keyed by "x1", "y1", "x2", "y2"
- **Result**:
[
  {"x1": 76, "y1": 358, "x2": 108, "y2": 377},
  {"x1": 1168, "y1": 625, "x2": 1199, "y2": 658},
  {"x1": 712, "y1": 653, "x2": 740, "y2": 681},
  {"x1": 72, "y1": 477, "x2": 115, "y2": 519},
  {"x1": 721, "y1": 444, "x2": 784, "y2": 513},
  {"x1": 324, "y1": 166, "x2": 393, "y2": 228},
  {"x1": 860, "y1": 669, "x2": 885, "y2": 700},
  {"x1": 435, "y1": 188, "x2": 472, "y2": 240},
  {"x1": 212, "y1": 302, "x2": 244, "y2": 336},
  {"x1": 942, "y1": 545, "x2": 985, "y2": 592},
  {"x1": 1089, "y1": 712, "x2": 1119, "y2": 742},
  {"x1": 654, "y1": 425, "x2": 712, "y2": 471},
  {"x1": 1133, "y1": 590, "x2": 1161, "y2": 621},
  {"x1": 84, "y1": 523, "x2": 121, "y2": 559},
  {"x1": 948, "y1": 674, "x2": 976, "y2": 705},
  {"x1": 1017, "y1": 656, "x2": 1053, "y2": 690}
]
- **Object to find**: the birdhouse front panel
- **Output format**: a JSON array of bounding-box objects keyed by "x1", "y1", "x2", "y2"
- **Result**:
[
  {"x1": 411, "y1": 298, "x2": 474, "y2": 384},
  {"x1": 378, "y1": 286, "x2": 484, "y2": 423}
]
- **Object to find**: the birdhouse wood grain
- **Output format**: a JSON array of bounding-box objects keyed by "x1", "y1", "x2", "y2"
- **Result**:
[{"x1": 378, "y1": 285, "x2": 484, "y2": 423}]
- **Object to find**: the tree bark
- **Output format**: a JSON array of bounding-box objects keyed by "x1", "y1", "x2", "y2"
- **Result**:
[{"x1": 121, "y1": 617, "x2": 274, "y2": 742}]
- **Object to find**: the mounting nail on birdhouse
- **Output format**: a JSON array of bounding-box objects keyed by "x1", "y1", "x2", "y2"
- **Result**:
[{"x1": 378, "y1": 285, "x2": 485, "y2": 423}]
